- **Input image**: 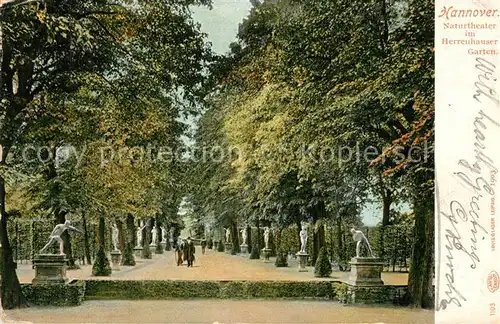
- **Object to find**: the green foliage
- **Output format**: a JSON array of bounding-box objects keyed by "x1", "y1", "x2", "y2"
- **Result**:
[
  {"x1": 23, "y1": 279, "x2": 411, "y2": 305},
  {"x1": 21, "y1": 281, "x2": 85, "y2": 306},
  {"x1": 249, "y1": 242, "x2": 260, "y2": 259},
  {"x1": 217, "y1": 240, "x2": 224, "y2": 252},
  {"x1": 85, "y1": 280, "x2": 335, "y2": 300},
  {"x1": 207, "y1": 238, "x2": 213, "y2": 249},
  {"x1": 274, "y1": 249, "x2": 288, "y2": 267},
  {"x1": 314, "y1": 247, "x2": 332, "y2": 278},
  {"x1": 121, "y1": 242, "x2": 136, "y2": 266},
  {"x1": 91, "y1": 246, "x2": 111, "y2": 276}
]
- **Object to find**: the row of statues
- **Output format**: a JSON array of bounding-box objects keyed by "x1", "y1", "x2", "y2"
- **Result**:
[
  {"x1": 134, "y1": 221, "x2": 169, "y2": 248},
  {"x1": 225, "y1": 225, "x2": 374, "y2": 258},
  {"x1": 39, "y1": 220, "x2": 375, "y2": 259}
]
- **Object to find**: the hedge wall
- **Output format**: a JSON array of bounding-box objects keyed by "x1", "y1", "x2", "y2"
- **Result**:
[
  {"x1": 21, "y1": 280, "x2": 86, "y2": 306},
  {"x1": 8, "y1": 219, "x2": 112, "y2": 265},
  {"x1": 279, "y1": 224, "x2": 413, "y2": 272},
  {"x1": 20, "y1": 280, "x2": 410, "y2": 306},
  {"x1": 84, "y1": 280, "x2": 336, "y2": 300}
]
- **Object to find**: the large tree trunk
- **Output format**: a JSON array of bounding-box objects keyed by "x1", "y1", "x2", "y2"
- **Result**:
[
  {"x1": 92, "y1": 216, "x2": 111, "y2": 276},
  {"x1": 155, "y1": 217, "x2": 163, "y2": 254},
  {"x1": 336, "y1": 215, "x2": 344, "y2": 271},
  {"x1": 141, "y1": 218, "x2": 152, "y2": 259},
  {"x1": 246, "y1": 224, "x2": 252, "y2": 248},
  {"x1": 122, "y1": 214, "x2": 136, "y2": 266},
  {"x1": 231, "y1": 220, "x2": 240, "y2": 253},
  {"x1": 311, "y1": 202, "x2": 327, "y2": 265},
  {"x1": 117, "y1": 219, "x2": 125, "y2": 253},
  {"x1": 82, "y1": 211, "x2": 92, "y2": 265},
  {"x1": 255, "y1": 219, "x2": 261, "y2": 249},
  {"x1": 407, "y1": 192, "x2": 434, "y2": 308},
  {"x1": 382, "y1": 189, "x2": 392, "y2": 226},
  {"x1": 0, "y1": 175, "x2": 27, "y2": 309}
]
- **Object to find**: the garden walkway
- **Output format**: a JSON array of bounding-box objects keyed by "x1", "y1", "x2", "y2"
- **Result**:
[
  {"x1": 17, "y1": 249, "x2": 408, "y2": 285},
  {"x1": 3, "y1": 299, "x2": 433, "y2": 324}
]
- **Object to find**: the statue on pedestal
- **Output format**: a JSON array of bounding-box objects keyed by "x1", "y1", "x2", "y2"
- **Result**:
[
  {"x1": 263, "y1": 227, "x2": 270, "y2": 249},
  {"x1": 240, "y1": 228, "x2": 247, "y2": 245},
  {"x1": 39, "y1": 220, "x2": 83, "y2": 255},
  {"x1": 112, "y1": 223, "x2": 119, "y2": 251},
  {"x1": 225, "y1": 227, "x2": 231, "y2": 243},
  {"x1": 299, "y1": 225, "x2": 308, "y2": 253},
  {"x1": 136, "y1": 220, "x2": 147, "y2": 247},
  {"x1": 151, "y1": 226, "x2": 158, "y2": 245},
  {"x1": 350, "y1": 228, "x2": 375, "y2": 258},
  {"x1": 161, "y1": 227, "x2": 168, "y2": 243}
]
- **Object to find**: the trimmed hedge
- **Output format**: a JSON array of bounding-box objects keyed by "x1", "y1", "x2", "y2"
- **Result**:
[
  {"x1": 22, "y1": 280, "x2": 85, "y2": 306},
  {"x1": 21, "y1": 280, "x2": 411, "y2": 306},
  {"x1": 274, "y1": 249, "x2": 288, "y2": 267},
  {"x1": 84, "y1": 280, "x2": 336, "y2": 300},
  {"x1": 85, "y1": 280, "x2": 221, "y2": 300},
  {"x1": 314, "y1": 247, "x2": 332, "y2": 277}
]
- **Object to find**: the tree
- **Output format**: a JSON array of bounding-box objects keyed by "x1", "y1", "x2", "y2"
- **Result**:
[
  {"x1": 314, "y1": 246, "x2": 332, "y2": 278},
  {"x1": 91, "y1": 216, "x2": 111, "y2": 276}
]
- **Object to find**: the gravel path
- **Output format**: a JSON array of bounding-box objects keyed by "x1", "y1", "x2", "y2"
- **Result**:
[{"x1": 3, "y1": 300, "x2": 433, "y2": 324}]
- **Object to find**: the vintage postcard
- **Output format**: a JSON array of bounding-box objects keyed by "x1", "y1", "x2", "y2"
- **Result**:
[{"x1": 0, "y1": 0, "x2": 491, "y2": 323}]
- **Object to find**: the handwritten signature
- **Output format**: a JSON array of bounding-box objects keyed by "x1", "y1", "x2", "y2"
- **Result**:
[{"x1": 436, "y1": 57, "x2": 499, "y2": 311}]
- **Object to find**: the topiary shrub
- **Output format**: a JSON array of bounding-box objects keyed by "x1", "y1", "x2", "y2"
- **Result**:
[
  {"x1": 314, "y1": 246, "x2": 332, "y2": 277},
  {"x1": 274, "y1": 248, "x2": 288, "y2": 267},
  {"x1": 92, "y1": 245, "x2": 112, "y2": 276},
  {"x1": 155, "y1": 241, "x2": 164, "y2": 254},
  {"x1": 121, "y1": 242, "x2": 136, "y2": 266},
  {"x1": 141, "y1": 242, "x2": 152, "y2": 259},
  {"x1": 217, "y1": 240, "x2": 224, "y2": 252},
  {"x1": 249, "y1": 242, "x2": 260, "y2": 259}
]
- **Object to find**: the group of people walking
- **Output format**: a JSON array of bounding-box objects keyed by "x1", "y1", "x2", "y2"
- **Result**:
[{"x1": 174, "y1": 237, "x2": 207, "y2": 267}]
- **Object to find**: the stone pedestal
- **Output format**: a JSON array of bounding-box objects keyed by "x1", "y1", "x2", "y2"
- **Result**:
[
  {"x1": 296, "y1": 252, "x2": 309, "y2": 272},
  {"x1": 240, "y1": 244, "x2": 248, "y2": 254},
  {"x1": 347, "y1": 257, "x2": 384, "y2": 286},
  {"x1": 32, "y1": 254, "x2": 68, "y2": 284},
  {"x1": 225, "y1": 242, "x2": 232, "y2": 254},
  {"x1": 110, "y1": 250, "x2": 122, "y2": 271},
  {"x1": 262, "y1": 248, "x2": 272, "y2": 263},
  {"x1": 160, "y1": 242, "x2": 167, "y2": 251},
  {"x1": 149, "y1": 244, "x2": 157, "y2": 254},
  {"x1": 134, "y1": 246, "x2": 142, "y2": 258}
]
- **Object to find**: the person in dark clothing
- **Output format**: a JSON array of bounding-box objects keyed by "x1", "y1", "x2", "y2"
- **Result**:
[
  {"x1": 201, "y1": 238, "x2": 207, "y2": 255},
  {"x1": 175, "y1": 239, "x2": 184, "y2": 266},
  {"x1": 185, "y1": 237, "x2": 196, "y2": 267}
]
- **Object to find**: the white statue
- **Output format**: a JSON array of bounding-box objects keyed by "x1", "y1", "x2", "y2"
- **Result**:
[
  {"x1": 112, "y1": 223, "x2": 119, "y2": 251},
  {"x1": 40, "y1": 220, "x2": 83, "y2": 255},
  {"x1": 263, "y1": 227, "x2": 270, "y2": 249},
  {"x1": 151, "y1": 226, "x2": 158, "y2": 245},
  {"x1": 350, "y1": 228, "x2": 375, "y2": 258},
  {"x1": 299, "y1": 225, "x2": 308, "y2": 253},
  {"x1": 161, "y1": 227, "x2": 168, "y2": 243},
  {"x1": 225, "y1": 227, "x2": 231, "y2": 243},
  {"x1": 136, "y1": 220, "x2": 146, "y2": 247},
  {"x1": 240, "y1": 228, "x2": 247, "y2": 245}
]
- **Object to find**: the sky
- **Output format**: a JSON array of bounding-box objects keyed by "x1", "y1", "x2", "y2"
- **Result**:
[{"x1": 189, "y1": 1, "x2": 407, "y2": 227}]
